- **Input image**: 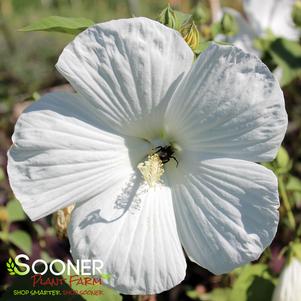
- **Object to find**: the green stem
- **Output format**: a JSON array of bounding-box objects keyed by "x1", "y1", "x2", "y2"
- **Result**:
[
  {"x1": 296, "y1": 222, "x2": 301, "y2": 238},
  {"x1": 279, "y1": 175, "x2": 296, "y2": 230}
]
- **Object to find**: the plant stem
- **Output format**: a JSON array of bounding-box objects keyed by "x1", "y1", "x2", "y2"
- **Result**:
[
  {"x1": 279, "y1": 175, "x2": 296, "y2": 230},
  {"x1": 208, "y1": 0, "x2": 221, "y2": 22}
]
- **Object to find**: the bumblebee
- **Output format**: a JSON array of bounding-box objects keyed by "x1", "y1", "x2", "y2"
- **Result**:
[{"x1": 154, "y1": 145, "x2": 178, "y2": 166}]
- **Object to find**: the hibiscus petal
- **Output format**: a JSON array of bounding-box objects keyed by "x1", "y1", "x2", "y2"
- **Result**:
[
  {"x1": 243, "y1": 0, "x2": 299, "y2": 41},
  {"x1": 7, "y1": 92, "x2": 149, "y2": 221},
  {"x1": 272, "y1": 258, "x2": 301, "y2": 301},
  {"x1": 68, "y1": 181, "x2": 186, "y2": 294},
  {"x1": 170, "y1": 156, "x2": 279, "y2": 274},
  {"x1": 165, "y1": 44, "x2": 287, "y2": 162},
  {"x1": 56, "y1": 17, "x2": 194, "y2": 138}
]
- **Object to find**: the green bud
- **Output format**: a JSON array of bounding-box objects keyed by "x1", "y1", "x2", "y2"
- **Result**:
[
  {"x1": 292, "y1": 0, "x2": 301, "y2": 27},
  {"x1": 158, "y1": 4, "x2": 177, "y2": 29},
  {"x1": 220, "y1": 12, "x2": 238, "y2": 36},
  {"x1": 276, "y1": 146, "x2": 290, "y2": 169},
  {"x1": 180, "y1": 20, "x2": 200, "y2": 52},
  {"x1": 192, "y1": 3, "x2": 209, "y2": 25}
]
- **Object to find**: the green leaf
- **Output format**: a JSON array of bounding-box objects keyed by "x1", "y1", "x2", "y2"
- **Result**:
[
  {"x1": 269, "y1": 38, "x2": 301, "y2": 86},
  {"x1": 187, "y1": 288, "x2": 231, "y2": 301},
  {"x1": 6, "y1": 199, "x2": 26, "y2": 223},
  {"x1": 8, "y1": 230, "x2": 32, "y2": 255},
  {"x1": 194, "y1": 41, "x2": 211, "y2": 55},
  {"x1": 201, "y1": 288, "x2": 231, "y2": 301},
  {"x1": 286, "y1": 176, "x2": 301, "y2": 192},
  {"x1": 20, "y1": 16, "x2": 95, "y2": 35},
  {"x1": 230, "y1": 264, "x2": 275, "y2": 301}
]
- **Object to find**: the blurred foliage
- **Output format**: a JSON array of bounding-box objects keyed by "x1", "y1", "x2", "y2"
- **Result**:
[{"x1": 1, "y1": 1, "x2": 301, "y2": 301}]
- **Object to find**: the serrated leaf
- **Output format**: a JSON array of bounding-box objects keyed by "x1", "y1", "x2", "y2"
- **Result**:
[
  {"x1": 7, "y1": 199, "x2": 26, "y2": 223},
  {"x1": 8, "y1": 258, "x2": 12, "y2": 263},
  {"x1": 20, "y1": 16, "x2": 95, "y2": 35},
  {"x1": 9, "y1": 272, "x2": 15, "y2": 275},
  {"x1": 6, "y1": 262, "x2": 10, "y2": 268},
  {"x1": 8, "y1": 230, "x2": 32, "y2": 255},
  {"x1": 230, "y1": 264, "x2": 275, "y2": 301}
]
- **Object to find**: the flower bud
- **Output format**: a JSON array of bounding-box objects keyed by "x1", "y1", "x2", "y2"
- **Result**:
[
  {"x1": 292, "y1": 0, "x2": 301, "y2": 27},
  {"x1": 180, "y1": 20, "x2": 200, "y2": 52},
  {"x1": 220, "y1": 12, "x2": 238, "y2": 36},
  {"x1": 158, "y1": 5, "x2": 177, "y2": 29}
]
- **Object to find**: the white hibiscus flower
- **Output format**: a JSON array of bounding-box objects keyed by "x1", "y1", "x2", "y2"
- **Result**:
[
  {"x1": 7, "y1": 17, "x2": 287, "y2": 294},
  {"x1": 220, "y1": 0, "x2": 299, "y2": 55},
  {"x1": 272, "y1": 258, "x2": 301, "y2": 301}
]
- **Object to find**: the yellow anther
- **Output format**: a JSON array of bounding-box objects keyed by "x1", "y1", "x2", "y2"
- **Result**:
[{"x1": 137, "y1": 153, "x2": 165, "y2": 187}]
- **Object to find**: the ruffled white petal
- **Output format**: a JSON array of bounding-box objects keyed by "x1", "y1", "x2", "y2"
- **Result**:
[
  {"x1": 272, "y1": 258, "x2": 301, "y2": 301},
  {"x1": 7, "y1": 92, "x2": 149, "y2": 221},
  {"x1": 170, "y1": 156, "x2": 279, "y2": 274},
  {"x1": 68, "y1": 181, "x2": 186, "y2": 294},
  {"x1": 56, "y1": 17, "x2": 194, "y2": 138},
  {"x1": 165, "y1": 44, "x2": 287, "y2": 162},
  {"x1": 244, "y1": 0, "x2": 299, "y2": 41}
]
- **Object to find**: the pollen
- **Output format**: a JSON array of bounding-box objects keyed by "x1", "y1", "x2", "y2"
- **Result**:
[{"x1": 137, "y1": 153, "x2": 165, "y2": 187}]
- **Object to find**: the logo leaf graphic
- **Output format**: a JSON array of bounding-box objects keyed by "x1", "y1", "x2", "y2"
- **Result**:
[{"x1": 6, "y1": 258, "x2": 16, "y2": 275}]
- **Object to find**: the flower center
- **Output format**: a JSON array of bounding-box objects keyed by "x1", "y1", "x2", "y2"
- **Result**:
[
  {"x1": 137, "y1": 153, "x2": 164, "y2": 187},
  {"x1": 137, "y1": 141, "x2": 179, "y2": 187}
]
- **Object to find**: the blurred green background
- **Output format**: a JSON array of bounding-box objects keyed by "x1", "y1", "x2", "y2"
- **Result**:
[{"x1": 0, "y1": 1, "x2": 301, "y2": 301}]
